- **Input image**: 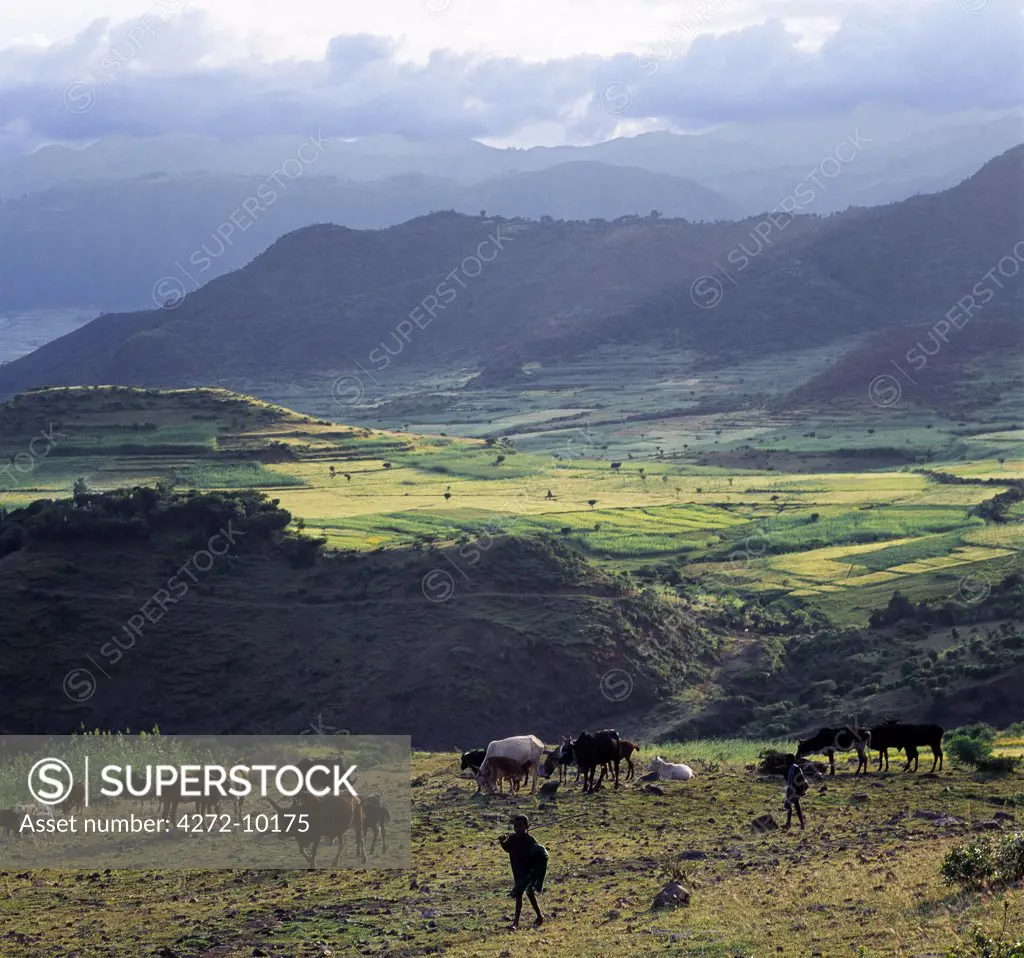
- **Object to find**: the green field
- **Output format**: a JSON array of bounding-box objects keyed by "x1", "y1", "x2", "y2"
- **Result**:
[
  {"x1": 2, "y1": 384, "x2": 1019, "y2": 627},
  {"x1": 0, "y1": 741, "x2": 1020, "y2": 957}
]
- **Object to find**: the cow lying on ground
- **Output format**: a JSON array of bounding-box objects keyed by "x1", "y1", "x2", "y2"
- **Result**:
[
  {"x1": 796, "y1": 726, "x2": 871, "y2": 775},
  {"x1": 647, "y1": 757, "x2": 694, "y2": 780},
  {"x1": 478, "y1": 735, "x2": 545, "y2": 794},
  {"x1": 869, "y1": 722, "x2": 943, "y2": 772}
]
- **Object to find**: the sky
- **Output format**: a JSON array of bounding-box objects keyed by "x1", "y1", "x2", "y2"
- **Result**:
[{"x1": 0, "y1": 0, "x2": 1021, "y2": 152}]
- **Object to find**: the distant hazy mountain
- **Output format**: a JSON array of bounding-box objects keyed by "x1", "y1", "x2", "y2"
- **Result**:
[
  {"x1": 2, "y1": 102, "x2": 1019, "y2": 207},
  {"x1": 0, "y1": 145, "x2": 1019, "y2": 401},
  {"x1": 0, "y1": 164, "x2": 733, "y2": 311}
]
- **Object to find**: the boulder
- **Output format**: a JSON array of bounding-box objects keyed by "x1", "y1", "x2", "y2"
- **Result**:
[
  {"x1": 652, "y1": 881, "x2": 691, "y2": 910},
  {"x1": 751, "y1": 814, "x2": 779, "y2": 833}
]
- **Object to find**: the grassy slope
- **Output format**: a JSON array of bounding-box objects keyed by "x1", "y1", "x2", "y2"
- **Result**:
[{"x1": 0, "y1": 745, "x2": 1021, "y2": 957}]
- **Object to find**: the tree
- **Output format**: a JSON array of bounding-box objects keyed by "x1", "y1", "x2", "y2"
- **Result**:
[
  {"x1": 343, "y1": 473, "x2": 351, "y2": 481},
  {"x1": 443, "y1": 492, "x2": 451, "y2": 502},
  {"x1": 72, "y1": 477, "x2": 88, "y2": 504},
  {"x1": 329, "y1": 466, "x2": 336, "y2": 478},
  {"x1": 587, "y1": 499, "x2": 598, "y2": 508},
  {"x1": 382, "y1": 462, "x2": 392, "y2": 470},
  {"x1": 545, "y1": 489, "x2": 556, "y2": 500}
]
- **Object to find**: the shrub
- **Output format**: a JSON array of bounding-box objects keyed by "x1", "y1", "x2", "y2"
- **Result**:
[
  {"x1": 941, "y1": 838, "x2": 997, "y2": 888},
  {"x1": 949, "y1": 736, "x2": 994, "y2": 767},
  {"x1": 942, "y1": 834, "x2": 1024, "y2": 890},
  {"x1": 949, "y1": 904, "x2": 1024, "y2": 958},
  {"x1": 976, "y1": 756, "x2": 1021, "y2": 776}
]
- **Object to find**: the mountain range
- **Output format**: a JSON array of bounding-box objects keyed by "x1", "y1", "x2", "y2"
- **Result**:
[
  {"x1": 0, "y1": 144, "x2": 1020, "y2": 403},
  {"x1": 0, "y1": 103, "x2": 1020, "y2": 313}
]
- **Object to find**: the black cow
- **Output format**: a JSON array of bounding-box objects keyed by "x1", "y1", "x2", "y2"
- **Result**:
[
  {"x1": 869, "y1": 722, "x2": 943, "y2": 773},
  {"x1": 796, "y1": 726, "x2": 871, "y2": 775},
  {"x1": 572, "y1": 729, "x2": 621, "y2": 792},
  {"x1": 460, "y1": 748, "x2": 487, "y2": 772},
  {"x1": 460, "y1": 748, "x2": 488, "y2": 792}
]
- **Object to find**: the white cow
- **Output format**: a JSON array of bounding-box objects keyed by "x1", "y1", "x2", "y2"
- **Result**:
[
  {"x1": 648, "y1": 757, "x2": 695, "y2": 781},
  {"x1": 478, "y1": 735, "x2": 545, "y2": 794}
]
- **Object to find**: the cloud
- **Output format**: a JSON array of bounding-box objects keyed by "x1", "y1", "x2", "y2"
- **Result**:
[{"x1": 0, "y1": 0, "x2": 1019, "y2": 148}]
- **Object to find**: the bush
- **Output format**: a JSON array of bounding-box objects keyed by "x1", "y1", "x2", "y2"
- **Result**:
[
  {"x1": 950, "y1": 928, "x2": 1024, "y2": 958},
  {"x1": 942, "y1": 834, "x2": 1024, "y2": 890},
  {"x1": 949, "y1": 905, "x2": 1024, "y2": 958},
  {"x1": 949, "y1": 735, "x2": 995, "y2": 766},
  {"x1": 976, "y1": 756, "x2": 1021, "y2": 776},
  {"x1": 942, "y1": 838, "x2": 997, "y2": 889},
  {"x1": 948, "y1": 725, "x2": 1003, "y2": 768}
]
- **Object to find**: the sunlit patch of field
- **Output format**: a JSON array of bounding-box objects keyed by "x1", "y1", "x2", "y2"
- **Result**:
[{"x1": 2, "y1": 386, "x2": 1019, "y2": 627}]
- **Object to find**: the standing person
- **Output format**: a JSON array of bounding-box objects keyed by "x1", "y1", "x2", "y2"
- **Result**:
[
  {"x1": 498, "y1": 814, "x2": 548, "y2": 930},
  {"x1": 783, "y1": 757, "x2": 807, "y2": 830}
]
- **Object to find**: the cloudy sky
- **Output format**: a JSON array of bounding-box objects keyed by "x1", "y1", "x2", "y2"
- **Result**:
[{"x1": 0, "y1": 0, "x2": 1021, "y2": 152}]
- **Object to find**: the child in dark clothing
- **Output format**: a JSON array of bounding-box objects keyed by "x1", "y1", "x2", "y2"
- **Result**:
[
  {"x1": 782, "y1": 757, "x2": 807, "y2": 829},
  {"x1": 498, "y1": 814, "x2": 548, "y2": 930}
]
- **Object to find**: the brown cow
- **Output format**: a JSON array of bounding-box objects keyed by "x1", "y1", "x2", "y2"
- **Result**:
[
  {"x1": 0, "y1": 808, "x2": 18, "y2": 836},
  {"x1": 615, "y1": 740, "x2": 640, "y2": 781},
  {"x1": 267, "y1": 792, "x2": 366, "y2": 867},
  {"x1": 478, "y1": 756, "x2": 533, "y2": 795},
  {"x1": 59, "y1": 781, "x2": 86, "y2": 815}
]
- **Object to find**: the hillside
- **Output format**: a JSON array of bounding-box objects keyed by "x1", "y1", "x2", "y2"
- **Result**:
[
  {"x1": 0, "y1": 164, "x2": 732, "y2": 312},
  {"x1": 0, "y1": 488, "x2": 713, "y2": 744},
  {"x1": 0, "y1": 387, "x2": 1021, "y2": 745},
  {"x1": 0, "y1": 145, "x2": 1021, "y2": 400}
]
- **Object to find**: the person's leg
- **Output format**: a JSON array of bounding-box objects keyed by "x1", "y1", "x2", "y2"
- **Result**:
[
  {"x1": 511, "y1": 893, "x2": 523, "y2": 929},
  {"x1": 795, "y1": 798, "x2": 805, "y2": 828},
  {"x1": 783, "y1": 797, "x2": 792, "y2": 828},
  {"x1": 527, "y1": 891, "x2": 543, "y2": 925}
]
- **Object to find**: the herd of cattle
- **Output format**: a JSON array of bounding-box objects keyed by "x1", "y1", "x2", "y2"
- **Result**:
[
  {"x1": 0, "y1": 722, "x2": 947, "y2": 869},
  {"x1": 460, "y1": 730, "x2": 695, "y2": 795},
  {"x1": 461, "y1": 721, "x2": 946, "y2": 798},
  {"x1": 795, "y1": 721, "x2": 945, "y2": 775}
]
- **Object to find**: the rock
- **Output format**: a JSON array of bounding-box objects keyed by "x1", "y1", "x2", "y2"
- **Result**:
[
  {"x1": 538, "y1": 781, "x2": 559, "y2": 796},
  {"x1": 933, "y1": 816, "x2": 966, "y2": 827},
  {"x1": 751, "y1": 814, "x2": 779, "y2": 833},
  {"x1": 411, "y1": 774, "x2": 429, "y2": 787},
  {"x1": 994, "y1": 811, "x2": 1016, "y2": 822},
  {"x1": 849, "y1": 794, "x2": 869, "y2": 803},
  {"x1": 652, "y1": 881, "x2": 691, "y2": 909},
  {"x1": 642, "y1": 784, "x2": 665, "y2": 795},
  {"x1": 679, "y1": 850, "x2": 707, "y2": 861},
  {"x1": 912, "y1": 809, "x2": 942, "y2": 820},
  {"x1": 887, "y1": 812, "x2": 907, "y2": 824},
  {"x1": 974, "y1": 820, "x2": 1003, "y2": 831}
]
